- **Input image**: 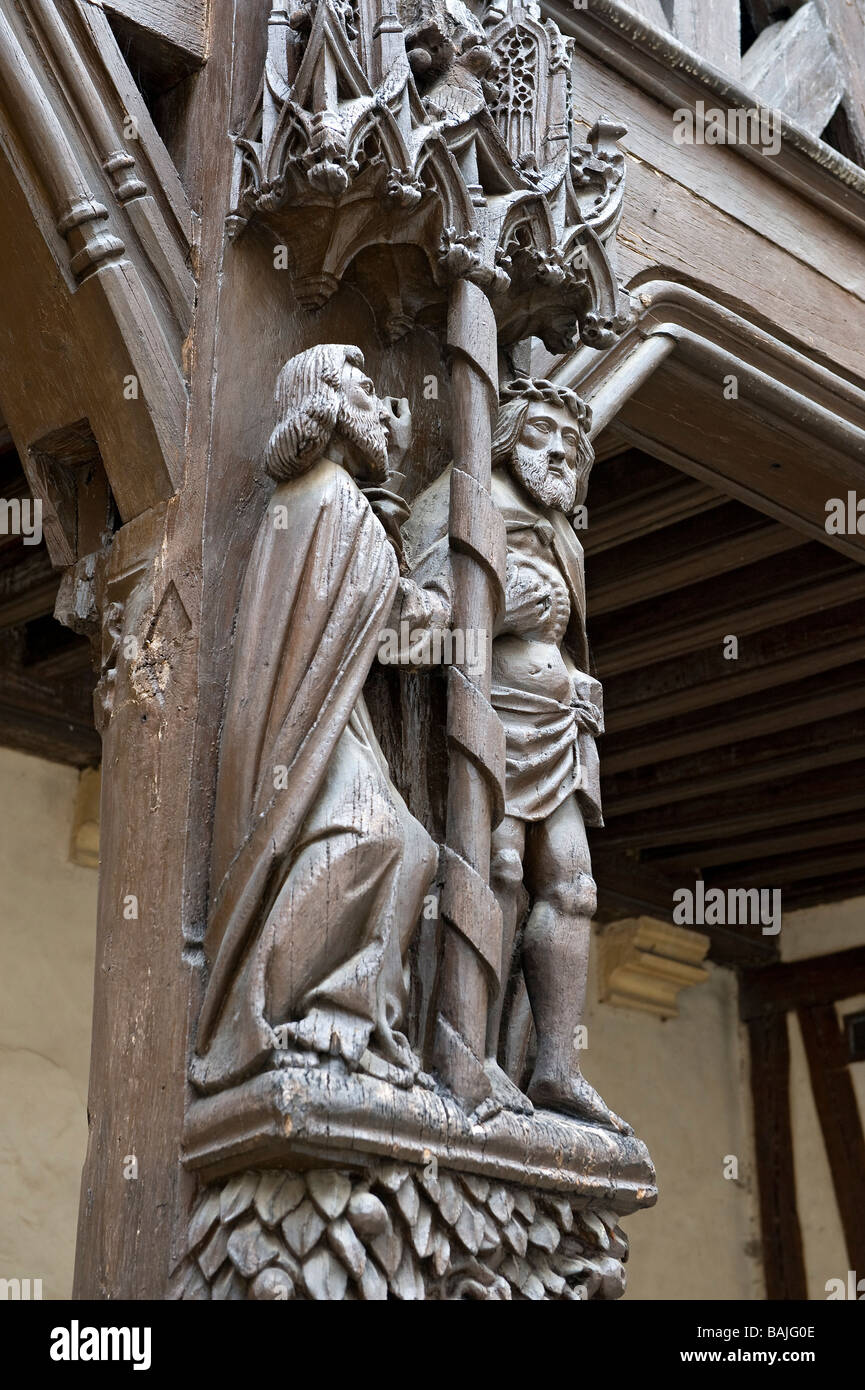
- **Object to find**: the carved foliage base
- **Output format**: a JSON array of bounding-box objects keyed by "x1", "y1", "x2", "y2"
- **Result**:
[{"x1": 172, "y1": 1164, "x2": 628, "y2": 1301}]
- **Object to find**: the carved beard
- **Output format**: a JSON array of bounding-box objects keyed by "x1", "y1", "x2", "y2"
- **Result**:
[
  {"x1": 336, "y1": 397, "x2": 389, "y2": 481},
  {"x1": 510, "y1": 443, "x2": 581, "y2": 514}
]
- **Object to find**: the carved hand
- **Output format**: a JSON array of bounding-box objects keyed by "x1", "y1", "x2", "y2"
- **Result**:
[
  {"x1": 382, "y1": 396, "x2": 412, "y2": 474},
  {"x1": 500, "y1": 555, "x2": 554, "y2": 635}
]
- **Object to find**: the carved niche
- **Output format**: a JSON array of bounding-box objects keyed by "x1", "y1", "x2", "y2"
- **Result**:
[{"x1": 175, "y1": 0, "x2": 656, "y2": 1302}]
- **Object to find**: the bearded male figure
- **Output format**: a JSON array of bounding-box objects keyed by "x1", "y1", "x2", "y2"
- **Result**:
[
  {"x1": 401, "y1": 379, "x2": 628, "y2": 1131},
  {"x1": 192, "y1": 345, "x2": 437, "y2": 1095}
]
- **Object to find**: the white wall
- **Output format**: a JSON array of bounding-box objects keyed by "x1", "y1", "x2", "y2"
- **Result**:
[
  {"x1": 584, "y1": 932, "x2": 764, "y2": 1300},
  {"x1": 0, "y1": 747, "x2": 97, "y2": 1300}
]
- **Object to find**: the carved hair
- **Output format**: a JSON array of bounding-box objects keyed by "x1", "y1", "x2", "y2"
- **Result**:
[
  {"x1": 265, "y1": 344, "x2": 366, "y2": 480},
  {"x1": 491, "y1": 376, "x2": 594, "y2": 474}
]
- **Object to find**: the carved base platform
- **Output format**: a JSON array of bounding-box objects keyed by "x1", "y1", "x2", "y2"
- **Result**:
[{"x1": 173, "y1": 1068, "x2": 656, "y2": 1300}]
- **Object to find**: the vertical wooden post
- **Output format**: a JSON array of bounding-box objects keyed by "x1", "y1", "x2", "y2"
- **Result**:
[
  {"x1": 798, "y1": 1003, "x2": 865, "y2": 1274},
  {"x1": 747, "y1": 1010, "x2": 807, "y2": 1300}
]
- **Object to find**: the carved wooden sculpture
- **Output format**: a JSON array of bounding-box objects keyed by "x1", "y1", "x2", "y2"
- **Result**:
[
  {"x1": 173, "y1": 0, "x2": 656, "y2": 1301},
  {"x1": 402, "y1": 377, "x2": 627, "y2": 1130},
  {"x1": 192, "y1": 345, "x2": 437, "y2": 1094}
]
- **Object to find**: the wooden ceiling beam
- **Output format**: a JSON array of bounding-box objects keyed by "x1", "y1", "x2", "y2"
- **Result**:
[
  {"x1": 601, "y1": 760, "x2": 865, "y2": 850},
  {"x1": 603, "y1": 711, "x2": 865, "y2": 815},
  {"x1": 585, "y1": 455, "x2": 724, "y2": 555},
  {"x1": 709, "y1": 845, "x2": 865, "y2": 890},
  {"x1": 592, "y1": 547, "x2": 864, "y2": 677},
  {"x1": 781, "y1": 871, "x2": 865, "y2": 912},
  {"x1": 588, "y1": 501, "x2": 804, "y2": 616},
  {"x1": 604, "y1": 600, "x2": 865, "y2": 734},
  {"x1": 0, "y1": 548, "x2": 60, "y2": 629},
  {"x1": 641, "y1": 810, "x2": 865, "y2": 871},
  {"x1": 0, "y1": 691, "x2": 98, "y2": 766},
  {"x1": 602, "y1": 663, "x2": 865, "y2": 772}
]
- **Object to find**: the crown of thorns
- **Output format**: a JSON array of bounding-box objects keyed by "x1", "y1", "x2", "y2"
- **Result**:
[{"x1": 500, "y1": 377, "x2": 592, "y2": 431}]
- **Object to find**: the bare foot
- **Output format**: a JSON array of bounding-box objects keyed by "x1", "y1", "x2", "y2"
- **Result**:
[
  {"x1": 484, "y1": 1060, "x2": 534, "y2": 1116},
  {"x1": 274, "y1": 1008, "x2": 370, "y2": 1065},
  {"x1": 528, "y1": 1071, "x2": 632, "y2": 1134}
]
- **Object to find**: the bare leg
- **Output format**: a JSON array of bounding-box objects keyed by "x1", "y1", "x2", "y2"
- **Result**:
[
  {"x1": 484, "y1": 816, "x2": 532, "y2": 1114},
  {"x1": 522, "y1": 797, "x2": 631, "y2": 1133}
]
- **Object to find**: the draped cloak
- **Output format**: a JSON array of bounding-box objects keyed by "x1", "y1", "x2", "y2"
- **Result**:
[
  {"x1": 191, "y1": 458, "x2": 436, "y2": 1094},
  {"x1": 403, "y1": 465, "x2": 604, "y2": 828}
]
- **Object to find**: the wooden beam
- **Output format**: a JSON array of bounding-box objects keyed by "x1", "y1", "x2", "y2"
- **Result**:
[
  {"x1": 0, "y1": 693, "x2": 99, "y2": 766},
  {"x1": 651, "y1": 810, "x2": 865, "y2": 872},
  {"x1": 603, "y1": 712, "x2": 865, "y2": 815},
  {"x1": 0, "y1": 548, "x2": 59, "y2": 629},
  {"x1": 670, "y1": 0, "x2": 741, "y2": 75},
  {"x1": 587, "y1": 502, "x2": 804, "y2": 616},
  {"x1": 813, "y1": 0, "x2": 865, "y2": 163},
  {"x1": 740, "y1": 945, "x2": 865, "y2": 1019},
  {"x1": 741, "y1": 1, "x2": 844, "y2": 137},
  {"x1": 603, "y1": 601, "x2": 865, "y2": 735},
  {"x1": 585, "y1": 474, "x2": 723, "y2": 555},
  {"x1": 602, "y1": 663, "x2": 865, "y2": 773},
  {"x1": 798, "y1": 1004, "x2": 865, "y2": 1275},
  {"x1": 747, "y1": 1012, "x2": 808, "y2": 1300},
  {"x1": 101, "y1": 0, "x2": 208, "y2": 64},
  {"x1": 782, "y1": 871, "x2": 865, "y2": 912},
  {"x1": 601, "y1": 759, "x2": 865, "y2": 850},
  {"x1": 593, "y1": 548, "x2": 864, "y2": 677},
  {"x1": 711, "y1": 844, "x2": 865, "y2": 890}
]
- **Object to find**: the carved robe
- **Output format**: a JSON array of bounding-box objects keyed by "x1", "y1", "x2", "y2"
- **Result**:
[
  {"x1": 192, "y1": 458, "x2": 437, "y2": 1094},
  {"x1": 403, "y1": 465, "x2": 604, "y2": 827}
]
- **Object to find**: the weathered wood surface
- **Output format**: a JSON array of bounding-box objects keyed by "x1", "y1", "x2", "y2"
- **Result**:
[
  {"x1": 813, "y1": 0, "x2": 865, "y2": 163},
  {"x1": 670, "y1": 0, "x2": 741, "y2": 75},
  {"x1": 621, "y1": 0, "x2": 669, "y2": 31},
  {"x1": 741, "y1": 2, "x2": 843, "y2": 138},
  {"x1": 0, "y1": 0, "x2": 839, "y2": 1301},
  {"x1": 100, "y1": 0, "x2": 209, "y2": 62}
]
